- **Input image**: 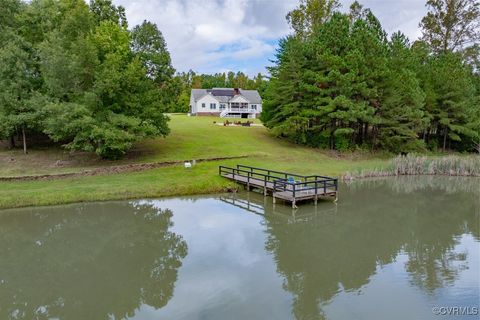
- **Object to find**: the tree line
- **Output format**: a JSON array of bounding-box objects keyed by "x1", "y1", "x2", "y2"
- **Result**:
[
  {"x1": 1, "y1": 0, "x2": 478, "y2": 158},
  {"x1": 262, "y1": 0, "x2": 480, "y2": 153}
]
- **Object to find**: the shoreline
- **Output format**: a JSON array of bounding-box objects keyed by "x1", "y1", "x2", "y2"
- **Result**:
[
  {"x1": 0, "y1": 116, "x2": 477, "y2": 211},
  {"x1": 1, "y1": 170, "x2": 478, "y2": 211}
]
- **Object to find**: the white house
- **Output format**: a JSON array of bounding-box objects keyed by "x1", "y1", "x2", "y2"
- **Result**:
[{"x1": 190, "y1": 88, "x2": 262, "y2": 118}]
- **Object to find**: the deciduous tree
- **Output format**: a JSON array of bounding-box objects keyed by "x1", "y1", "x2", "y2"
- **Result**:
[{"x1": 420, "y1": 0, "x2": 480, "y2": 53}]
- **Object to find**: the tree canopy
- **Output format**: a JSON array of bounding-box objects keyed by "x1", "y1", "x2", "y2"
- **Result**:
[
  {"x1": 262, "y1": 0, "x2": 480, "y2": 153},
  {"x1": 1, "y1": 0, "x2": 478, "y2": 157},
  {"x1": 0, "y1": 0, "x2": 174, "y2": 159}
]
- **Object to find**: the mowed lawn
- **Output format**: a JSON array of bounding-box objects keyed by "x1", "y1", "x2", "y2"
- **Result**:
[{"x1": 0, "y1": 115, "x2": 389, "y2": 209}]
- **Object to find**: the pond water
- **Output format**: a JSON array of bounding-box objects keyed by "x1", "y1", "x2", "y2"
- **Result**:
[{"x1": 0, "y1": 176, "x2": 478, "y2": 320}]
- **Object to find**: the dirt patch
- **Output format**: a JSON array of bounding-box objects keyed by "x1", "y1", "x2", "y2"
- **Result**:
[{"x1": 0, "y1": 155, "x2": 249, "y2": 182}]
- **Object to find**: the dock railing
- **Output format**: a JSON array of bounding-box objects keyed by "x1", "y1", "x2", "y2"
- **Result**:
[
  {"x1": 219, "y1": 165, "x2": 282, "y2": 189},
  {"x1": 219, "y1": 165, "x2": 338, "y2": 199},
  {"x1": 273, "y1": 177, "x2": 338, "y2": 199}
]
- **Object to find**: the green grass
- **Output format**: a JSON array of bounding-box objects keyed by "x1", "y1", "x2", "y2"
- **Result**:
[{"x1": 0, "y1": 115, "x2": 390, "y2": 209}]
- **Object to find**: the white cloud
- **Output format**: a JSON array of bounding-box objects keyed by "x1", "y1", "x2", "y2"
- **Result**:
[{"x1": 113, "y1": 0, "x2": 428, "y2": 76}]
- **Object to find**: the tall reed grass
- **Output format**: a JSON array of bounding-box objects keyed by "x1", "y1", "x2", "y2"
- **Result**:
[{"x1": 344, "y1": 154, "x2": 480, "y2": 180}]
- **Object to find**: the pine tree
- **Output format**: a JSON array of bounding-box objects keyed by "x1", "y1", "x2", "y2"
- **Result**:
[{"x1": 378, "y1": 33, "x2": 428, "y2": 153}]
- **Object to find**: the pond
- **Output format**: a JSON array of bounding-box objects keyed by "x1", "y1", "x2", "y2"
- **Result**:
[{"x1": 0, "y1": 176, "x2": 478, "y2": 320}]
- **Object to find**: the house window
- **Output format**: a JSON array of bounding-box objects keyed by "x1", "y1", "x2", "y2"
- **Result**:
[
  {"x1": 202, "y1": 103, "x2": 206, "y2": 108},
  {"x1": 251, "y1": 104, "x2": 257, "y2": 110},
  {"x1": 210, "y1": 103, "x2": 216, "y2": 110},
  {"x1": 220, "y1": 104, "x2": 226, "y2": 110}
]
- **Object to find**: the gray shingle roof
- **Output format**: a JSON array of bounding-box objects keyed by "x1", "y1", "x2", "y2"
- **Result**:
[
  {"x1": 239, "y1": 89, "x2": 262, "y2": 104},
  {"x1": 191, "y1": 89, "x2": 208, "y2": 101},
  {"x1": 191, "y1": 88, "x2": 262, "y2": 104}
]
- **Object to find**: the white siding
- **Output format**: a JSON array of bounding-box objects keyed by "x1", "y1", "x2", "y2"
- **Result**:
[
  {"x1": 189, "y1": 92, "x2": 196, "y2": 113},
  {"x1": 249, "y1": 103, "x2": 262, "y2": 114},
  {"x1": 190, "y1": 89, "x2": 262, "y2": 116},
  {"x1": 196, "y1": 94, "x2": 220, "y2": 113}
]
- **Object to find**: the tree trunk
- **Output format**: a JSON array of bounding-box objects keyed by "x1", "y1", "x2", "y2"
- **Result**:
[
  {"x1": 9, "y1": 135, "x2": 15, "y2": 149},
  {"x1": 22, "y1": 127, "x2": 27, "y2": 155},
  {"x1": 357, "y1": 122, "x2": 363, "y2": 145},
  {"x1": 363, "y1": 123, "x2": 368, "y2": 144},
  {"x1": 331, "y1": 120, "x2": 336, "y2": 150},
  {"x1": 442, "y1": 127, "x2": 448, "y2": 152},
  {"x1": 371, "y1": 125, "x2": 377, "y2": 148}
]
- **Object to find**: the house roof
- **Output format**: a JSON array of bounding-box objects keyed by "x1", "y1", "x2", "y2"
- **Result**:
[{"x1": 191, "y1": 88, "x2": 262, "y2": 104}]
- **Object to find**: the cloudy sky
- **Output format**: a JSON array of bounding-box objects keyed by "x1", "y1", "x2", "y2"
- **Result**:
[{"x1": 113, "y1": 0, "x2": 428, "y2": 76}]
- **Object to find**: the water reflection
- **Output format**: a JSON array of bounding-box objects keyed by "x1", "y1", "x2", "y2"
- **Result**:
[
  {"x1": 0, "y1": 202, "x2": 187, "y2": 320},
  {"x1": 346, "y1": 175, "x2": 480, "y2": 196},
  {"x1": 0, "y1": 177, "x2": 478, "y2": 320},
  {"x1": 224, "y1": 177, "x2": 479, "y2": 319}
]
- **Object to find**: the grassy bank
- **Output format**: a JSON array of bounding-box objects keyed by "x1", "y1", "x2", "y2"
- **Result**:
[{"x1": 0, "y1": 115, "x2": 392, "y2": 209}]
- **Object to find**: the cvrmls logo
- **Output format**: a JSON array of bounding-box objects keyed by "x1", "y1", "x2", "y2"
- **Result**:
[{"x1": 432, "y1": 306, "x2": 479, "y2": 316}]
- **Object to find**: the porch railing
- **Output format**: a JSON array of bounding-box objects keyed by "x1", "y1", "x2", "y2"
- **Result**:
[{"x1": 220, "y1": 107, "x2": 256, "y2": 113}]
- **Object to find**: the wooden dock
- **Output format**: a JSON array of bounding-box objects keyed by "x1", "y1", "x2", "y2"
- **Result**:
[{"x1": 219, "y1": 165, "x2": 338, "y2": 208}]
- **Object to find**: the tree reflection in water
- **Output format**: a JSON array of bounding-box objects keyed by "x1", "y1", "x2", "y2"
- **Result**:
[
  {"x1": 0, "y1": 201, "x2": 187, "y2": 320},
  {"x1": 253, "y1": 176, "x2": 478, "y2": 320}
]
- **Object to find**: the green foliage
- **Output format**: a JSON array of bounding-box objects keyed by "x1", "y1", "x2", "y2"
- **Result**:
[
  {"x1": 0, "y1": 0, "x2": 172, "y2": 158},
  {"x1": 263, "y1": 1, "x2": 480, "y2": 154},
  {"x1": 89, "y1": 0, "x2": 127, "y2": 28},
  {"x1": 131, "y1": 20, "x2": 175, "y2": 83},
  {"x1": 0, "y1": 31, "x2": 43, "y2": 148}
]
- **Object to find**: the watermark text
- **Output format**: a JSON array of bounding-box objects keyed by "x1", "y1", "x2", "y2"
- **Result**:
[{"x1": 432, "y1": 306, "x2": 478, "y2": 316}]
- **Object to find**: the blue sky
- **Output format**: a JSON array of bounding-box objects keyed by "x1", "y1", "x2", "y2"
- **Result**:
[{"x1": 114, "y1": 0, "x2": 428, "y2": 76}]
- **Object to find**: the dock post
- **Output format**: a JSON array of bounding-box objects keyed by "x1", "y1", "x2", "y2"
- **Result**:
[
  {"x1": 264, "y1": 186, "x2": 267, "y2": 196},
  {"x1": 273, "y1": 196, "x2": 276, "y2": 204},
  {"x1": 292, "y1": 199, "x2": 296, "y2": 209},
  {"x1": 314, "y1": 195, "x2": 318, "y2": 206}
]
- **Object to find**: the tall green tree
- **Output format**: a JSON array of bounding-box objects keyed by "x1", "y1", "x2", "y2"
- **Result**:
[
  {"x1": 0, "y1": 0, "x2": 173, "y2": 159},
  {"x1": 377, "y1": 33, "x2": 428, "y2": 152},
  {"x1": 43, "y1": 20, "x2": 170, "y2": 159},
  {"x1": 263, "y1": 0, "x2": 480, "y2": 154},
  {"x1": 261, "y1": 36, "x2": 306, "y2": 142},
  {"x1": 0, "y1": 34, "x2": 42, "y2": 153},
  {"x1": 131, "y1": 20, "x2": 174, "y2": 83},
  {"x1": 427, "y1": 53, "x2": 477, "y2": 151}
]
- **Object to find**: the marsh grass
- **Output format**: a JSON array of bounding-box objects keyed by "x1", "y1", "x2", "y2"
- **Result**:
[
  {"x1": 346, "y1": 175, "x2": 480, "y2": 194},
  {"x1": 345, "y1": 154, "x2": 480, "y2": 180}
]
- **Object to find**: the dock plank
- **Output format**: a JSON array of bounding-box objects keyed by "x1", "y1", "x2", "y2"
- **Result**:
[{"x1": 219, "y1": 165, "x2": 338, "y2": 207}]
